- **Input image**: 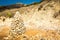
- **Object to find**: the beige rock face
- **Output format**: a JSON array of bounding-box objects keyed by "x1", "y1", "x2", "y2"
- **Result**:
[
  {"x1": 20, "y1": 0, "x2": 60, "y2": 30},
  {"x1": 0, "y1": 26, "x2": 10, "y2": 39}
]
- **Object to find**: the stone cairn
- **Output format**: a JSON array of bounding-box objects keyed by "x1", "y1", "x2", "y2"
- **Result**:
[{"x1": 3, "y1": 11, "x2": 26, "y2": 40}]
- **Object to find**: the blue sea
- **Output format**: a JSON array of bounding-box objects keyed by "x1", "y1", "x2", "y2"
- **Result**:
[{"x1": 0, "y1": 0, "x2": 42, "y2": 6}]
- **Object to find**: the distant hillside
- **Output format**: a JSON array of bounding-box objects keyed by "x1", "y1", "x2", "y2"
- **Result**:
[{"x1": 0, "y1": 4, "x2": 25, "y2": 12}]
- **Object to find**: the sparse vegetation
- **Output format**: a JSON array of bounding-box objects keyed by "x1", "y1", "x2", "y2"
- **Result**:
[{"x1": 6, "y1": 11, "x2": 12, "y2": 18}]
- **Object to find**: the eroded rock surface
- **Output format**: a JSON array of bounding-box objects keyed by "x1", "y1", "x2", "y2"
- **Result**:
[{"x1": 0, "y1": 0, "x2": 60, "y2": 40}]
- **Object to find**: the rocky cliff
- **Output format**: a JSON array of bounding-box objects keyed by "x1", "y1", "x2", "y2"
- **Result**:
[{"x1": 0, "y1": 0, "x2": 60, "y2": 40}]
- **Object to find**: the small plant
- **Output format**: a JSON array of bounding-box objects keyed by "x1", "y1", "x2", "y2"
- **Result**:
[{"x1": 7, "y1": 11, "x2": 12, "y2": 18}]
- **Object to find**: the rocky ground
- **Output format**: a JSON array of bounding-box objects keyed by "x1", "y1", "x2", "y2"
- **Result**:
[{"x1": 0, "y1": 0, "x2": 60, "y2": 40}]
